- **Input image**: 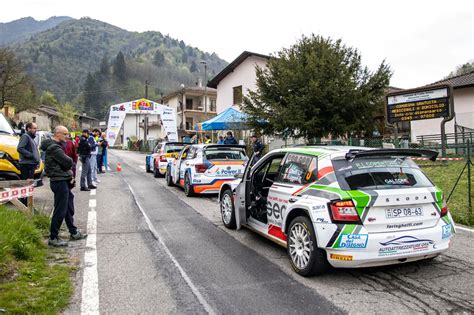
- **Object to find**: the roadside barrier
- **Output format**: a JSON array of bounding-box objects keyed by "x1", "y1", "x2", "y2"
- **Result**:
[{"x1": 0, "y1": 179, "x2": 35, "y2": 215}]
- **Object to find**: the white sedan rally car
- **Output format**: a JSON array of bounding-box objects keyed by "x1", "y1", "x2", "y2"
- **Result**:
[
  {"x1": 166, "y1": 144, "x2": 248, "y2": 196},
  {"x1": 218, "y1": 147, "x2": 455, "y2": 277}
]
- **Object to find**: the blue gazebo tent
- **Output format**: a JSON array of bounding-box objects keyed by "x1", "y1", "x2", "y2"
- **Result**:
[{"x1": 196, "y1": 107, "x2": 248, "y2": 131}]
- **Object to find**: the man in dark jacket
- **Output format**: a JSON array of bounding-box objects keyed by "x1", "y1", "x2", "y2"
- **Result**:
[
  {"x1": 224, "y1": 131, "x2": 238, "y2": 145},
  {"x1": 41, "y1": 125, "x2": 87, "y2": 247},
  {"x1": 77, "y1": 129, "x2": 96, "y2": 191},
  {"x1": 251, "y1": 135, "x2": 264, "y2": 161},
  {"x1": 16, "y1": 122, "x2": 40, "y2": 180}
]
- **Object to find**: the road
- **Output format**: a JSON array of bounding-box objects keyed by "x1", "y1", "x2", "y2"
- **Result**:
[{"x1": 60, "y1": 149, "x2": 474, "y2": 314}]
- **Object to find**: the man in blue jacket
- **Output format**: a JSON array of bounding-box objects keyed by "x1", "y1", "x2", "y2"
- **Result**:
[
  {"x1": 17, "y1": 122, "x2": 40, "y2": 180},
  {"x1": 77, "y1": 129, "x2": 96, "y2": 191}
]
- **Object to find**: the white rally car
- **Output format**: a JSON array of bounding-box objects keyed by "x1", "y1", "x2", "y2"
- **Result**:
[
  {"x1": 166, "y1": 144, "x2": 248, "y2": 196},
  {"x1": 218, "y1": 146, "x2": 455, "y2": 277},
  {"x1": 146, "y1": 142, "x2": 186, "y2": 177}
]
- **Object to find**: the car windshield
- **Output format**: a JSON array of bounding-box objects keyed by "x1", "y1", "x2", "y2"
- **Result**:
[
  {"x1": 0, "y1": 114, "x2": 14, "y2": 135},
  {"x1": 333, "y1": 157, "x2": 434, "y2": 190},
  {"x1": 165, "y1": 144, "x2": 185, "y2": 153},
  {"x1": 204, "y1": 147, "x2": 247, "y2": 160}
]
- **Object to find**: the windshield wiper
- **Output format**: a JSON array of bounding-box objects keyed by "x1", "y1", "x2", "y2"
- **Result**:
[{"x1": 0, "y1": 130, "x2": 13, "y2": 135}]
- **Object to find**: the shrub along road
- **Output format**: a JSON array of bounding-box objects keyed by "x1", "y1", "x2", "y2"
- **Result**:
[{"x1": 60, "y1": 149, "x2": 474, "y2": 313}]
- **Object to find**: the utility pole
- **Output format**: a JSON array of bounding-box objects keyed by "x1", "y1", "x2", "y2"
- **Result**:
[
  {"x1": 200, "y1": 61, "x2": 207, "y2": 116},
  {"x1": 144, "y1": 80, "x2": 149, "y2": 145}
]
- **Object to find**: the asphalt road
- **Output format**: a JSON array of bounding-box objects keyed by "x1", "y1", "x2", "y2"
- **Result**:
[{"x1": 61, "y1": 149, "x2": 474, "y2": 314}]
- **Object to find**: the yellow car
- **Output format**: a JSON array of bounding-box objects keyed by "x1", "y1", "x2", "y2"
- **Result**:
[{"x1": 0, "y1": 113, "x2": 44, "y2": 182}]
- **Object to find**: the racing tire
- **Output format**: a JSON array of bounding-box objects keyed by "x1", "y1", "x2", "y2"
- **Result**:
[
  {"x1": 184, "y1": 173, "x2": 195, "y2": 197},
  {"x1": 220, "y1": 189, "x2": 236, "y2": 229},
  {"x1": 166, "y1": 167, "x2": 174, "y2": 186},
  {"x1": 287, "y1": 216, "x2": 329, "y2": 277}
]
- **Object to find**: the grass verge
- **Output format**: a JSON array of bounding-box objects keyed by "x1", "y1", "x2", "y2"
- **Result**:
[
  {"x1": 420, "y1": 160, "x2": 474, "y2": 226},
  {"x1": 0, "y1": 205, "x2": 73, "y2": 314}
]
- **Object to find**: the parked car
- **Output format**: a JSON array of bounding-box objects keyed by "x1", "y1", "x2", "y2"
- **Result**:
[
  {"x1": 166, "y1": 144, "x2": 248, "y2": 196},
  {"x1": 0, "y1": 113, "x2": 44, "y2": 183},
  {"x1": 145, "y1": 142, "x2": 186, "y2": 177},
  {"x1": 218, "y1": 146, "x2": 455, "y2": 277}
]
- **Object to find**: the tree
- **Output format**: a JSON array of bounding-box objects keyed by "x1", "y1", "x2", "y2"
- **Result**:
[
  {"x1": 83, "y1": 72, "x2": 100, "y2": 116},
  {"x1": 153, "y1": 50, "x2": 165, "y2": 67},
  {"x1": 241, "y1": 35, "x2": 392, "y2": 140},
  {"x1": 113, "y1": 51, "x2": 127, "y2": 82},
  {"x1": 190, "y1": 61, "x2": 198, "y2": 73},
  {"x1": 99, "y1": 55, "x2": 110, "y2": 76},
  {"x1": 446, "y1": 62, "x2": 474, "y2": 78},
  {"x1": 40, "y1": 91, "x2": 59, "y2": 108},
  {"x1": 57, "y1": 102, "x2": 78, "y2": 130},
  {"x1": 0, "y1": 48, "x2": 36, "y2": 111}
]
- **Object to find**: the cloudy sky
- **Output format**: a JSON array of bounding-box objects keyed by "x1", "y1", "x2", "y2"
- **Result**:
[{"x1": 2, "y1": 0, "x2": 473, "y2": 88}]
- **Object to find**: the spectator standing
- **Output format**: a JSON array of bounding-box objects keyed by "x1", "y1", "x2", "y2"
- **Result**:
[
  {"x1": 89, "y1": 129, "x2": 99, "y2": 184},
  {"x1": 217, "y1": 135, "x2": 225, "y2": 144},
  {"x1": 62, "y1": 133, "x2": 78, "y2": 177},
  {"x1": 100, "y1": 132, "x2": 108, "y2": 173},
  {"x1": 97, "y1": 133, "x2": 104, "y2": 173},
  {"x1": 16, "y1": 122, "x2": 40, "y2": 204},
  {"x1": 251, "y1": 135, "x2": 264, "y2": 161},
  {"x1": 41, "y1": 125, "x2": 87, "y2": 247},
  {"x1": 204, "y1": 135, "x2": 212, "y2": 144},
  {"x1": 16, "y1": 122, "x2": 40, "y2": 181},
  {"x1": 78, "y1": 129, "x2": 96, "y2": 191},
  {"x1": 224, "y1": 131, "x2": 238, "y2": 145}
]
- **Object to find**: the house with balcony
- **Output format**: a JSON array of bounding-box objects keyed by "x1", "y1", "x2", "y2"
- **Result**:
[{"x1": 159, "y1": 85, "x2": 217, "y2": 134}]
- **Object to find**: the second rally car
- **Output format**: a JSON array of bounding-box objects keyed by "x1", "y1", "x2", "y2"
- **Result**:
[{"x1": 166, "y1": 144, "x2": 248, "y2": 196}]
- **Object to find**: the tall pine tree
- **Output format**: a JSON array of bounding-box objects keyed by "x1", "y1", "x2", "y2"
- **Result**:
[{"x1": 113, "y1": 51, "x2": 126, "y2": 82}]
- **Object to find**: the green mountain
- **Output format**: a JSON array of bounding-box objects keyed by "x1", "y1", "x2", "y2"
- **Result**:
[
  {"x1": 10, "y1": 17, "x2": 228, "y2": 117},
  {"x1": 0, "y1": 16, "x2": 72, "y2": 46}
]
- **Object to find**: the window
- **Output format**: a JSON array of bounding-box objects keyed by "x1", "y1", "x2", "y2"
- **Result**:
[
  {"x1": 210, "y1": 99, "x2": 216, "y2": 112},
  {"x1": 186, "y1": 147, "x2": 198, "y2": 159},
  {"x1": 186, "y1": 98, "x2": 193, "y2": 110},
  {"x1": 32, "y1": 116, "x2": 36, "y2": 123},
  {"x1": 233, "y1": 86, "x2": 242, "y2": 105},
  {"x1": 185, "y1": 117, "x2": 193, "y2": 130},
  {"x1": 204, "y1": 147, "x2": 247, "y2": 160},
  {"x1": 332, "y1": 158, "x2": 434, "y2": 190},
  {"x1": 277, "y1": 154, "x2": 317, "y2": 185}
]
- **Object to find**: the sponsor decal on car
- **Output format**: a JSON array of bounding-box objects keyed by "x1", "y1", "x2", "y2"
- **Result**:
[
  {"x1": 442, "y1": 224, "x2": 452, "y2": 239},
  {"x1": 386, "y1": 222, "x2": 423, "y2": 229},
  {"x1": 338, "y1": 234, "x2": 368, "y2": 249},
  {"x1": 378, "y1": 236, "x2": 435, "y2": 256},
  {"x1": 330, "y1": 253, "x2": 353, "y2": 261}
]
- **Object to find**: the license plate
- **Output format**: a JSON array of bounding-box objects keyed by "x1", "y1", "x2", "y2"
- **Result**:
[{"x1": 385, "y1": 207, "x2": 423, "y2": 219}]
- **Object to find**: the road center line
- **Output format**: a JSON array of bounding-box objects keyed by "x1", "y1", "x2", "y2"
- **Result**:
[
  {"x1": 122, "y1": 177, "x2": 215, "y2": 315},
  {"x1": 89, "y1": 199, "x2": 96, "y2": 208},
  {"x1": 81, "y1": 209, "x2": 99, "y2": 314},
  {"x1": 90, "y1": 189, "x2": 96, "y2": 196}
]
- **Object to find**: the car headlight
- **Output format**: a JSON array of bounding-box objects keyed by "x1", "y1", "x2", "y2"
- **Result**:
[{"x1": 0, "y1": 151, "x2": 5, "y2": 159}]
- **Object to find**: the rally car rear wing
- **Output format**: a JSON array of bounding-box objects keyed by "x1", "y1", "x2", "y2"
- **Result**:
[
  {"x1": 345, "y1": 149, "x2": 438, "y2": 161},
  {"x1": 204, "y1": 144, "x2": 247, "y2": 150}
]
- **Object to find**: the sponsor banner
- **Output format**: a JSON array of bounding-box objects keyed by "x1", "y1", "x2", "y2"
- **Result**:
[
  {"x1": 378, "y1": 236, "x2": 435, "y2": 257},
  {"x1": 0, "y1": 185, "x2": 34, "y2": 203},
  {"x1": 106, "y1": 99, "x2": 178, "y2": 146}
]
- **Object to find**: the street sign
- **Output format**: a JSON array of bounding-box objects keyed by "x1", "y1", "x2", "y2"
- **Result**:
[{"x1": 386, "y1": 86, "x2": 451, "y2": 124}]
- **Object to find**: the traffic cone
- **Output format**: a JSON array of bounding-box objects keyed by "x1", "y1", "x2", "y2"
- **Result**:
[{"x1": 117, "y1": 163, "x2": 122, "y2": 172}]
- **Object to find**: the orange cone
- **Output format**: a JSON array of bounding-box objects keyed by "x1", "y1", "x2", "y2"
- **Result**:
[{"x1": 117, "y1": 163, "x2": 122, "y2": 172}]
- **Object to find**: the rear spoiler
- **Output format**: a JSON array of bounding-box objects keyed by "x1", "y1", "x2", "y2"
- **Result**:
[
  {"x1": 204, "y1": 144, "x2": 246, "y2": 150},
  {"x1": 345, "y1": 149, "x2": 438, "y2": 162}
]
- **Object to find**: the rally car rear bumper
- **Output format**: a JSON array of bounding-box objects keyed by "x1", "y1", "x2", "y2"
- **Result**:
[{"x1": 325, "y1": 221, "x2": 453, "y2": 268}]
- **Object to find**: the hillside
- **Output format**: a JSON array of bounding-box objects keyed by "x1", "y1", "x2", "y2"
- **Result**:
[
  {"x1": 10, "y1": 17, "x2": 228, "y2": 116},
  {"x1": 0, "y1": 16, "x2": 72, "y2": 46}
]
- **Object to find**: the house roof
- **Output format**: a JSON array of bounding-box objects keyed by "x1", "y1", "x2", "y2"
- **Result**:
[
  {"x1": 207, "y1": 51, "x2": 271, "y2": 88},
  {"x1": 37, "y1": 105, "x2": 98, "y2": 121},
  {"x1": 159, "y1": 86, "x2": 217, "y2": 102},
  {"x1": 424, "y1": 70, "x2": 474, "y2": 89}
]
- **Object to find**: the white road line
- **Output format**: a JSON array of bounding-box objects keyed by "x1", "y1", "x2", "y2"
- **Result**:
[
  {"x1": 89, "y1": 199, "x2": 96, "y2": 208},
  {"x1": 456, "y1": 225, "x2": 474, "y2": 233},
  {"x1": 81, "y1": 209, "x2": 99, "y2": 314},
  {"x1": 90, "y1": 189, "x2": 96, "y2": 196},
  {"x1": 123, "y1": 178, "x2": 215, "y2": 315}
]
